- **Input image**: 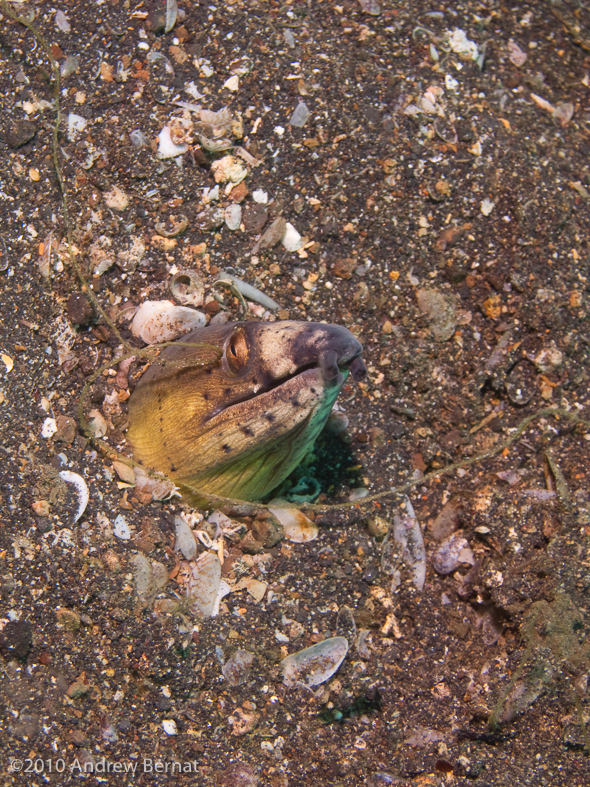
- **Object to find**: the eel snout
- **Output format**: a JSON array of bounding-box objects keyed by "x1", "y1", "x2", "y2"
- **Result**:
[
  {"x1": 318, "y1": 348, "x2": 367, "y2": 386},
  {"x1": 348, "y1": 355, "x2": 368, "y2": 382}
]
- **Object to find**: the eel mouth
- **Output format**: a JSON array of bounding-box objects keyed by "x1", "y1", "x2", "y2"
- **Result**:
[{"x1": 208, "y1": 349, "x2": 367, "y2": 422}]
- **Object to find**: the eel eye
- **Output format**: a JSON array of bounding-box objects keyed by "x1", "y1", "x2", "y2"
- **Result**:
[{"x1": 226, "y1": 330, "x2": 249, "y2": 374}]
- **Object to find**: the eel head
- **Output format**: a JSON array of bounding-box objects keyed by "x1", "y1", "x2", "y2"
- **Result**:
[{"x1": 127, "y1": 320, "x2": 366, "y2": 504}]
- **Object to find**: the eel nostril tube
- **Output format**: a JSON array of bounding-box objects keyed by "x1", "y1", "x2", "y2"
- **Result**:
[
  {"x1": 349, "y1": 356, "x2": 367, "y2": 382},
  {"x1": 319, "y1": 350, "x2": 340, "y2": 381}
]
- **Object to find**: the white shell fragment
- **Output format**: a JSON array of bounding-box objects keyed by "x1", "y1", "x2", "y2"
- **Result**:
[
  {"x1": 131, "y1": 300, "x2": 206, "y2": 344},
  {"x1": 58, "y1": 471, "x2": 89, "y2": 523},
  {"x1": 280, "y1": 636, "x2": 349, "y2": 688},
  {"x1": 174, "y1": 515, "x2": 197, "y2": 560},
  {"x1": 282, "y1": 222, "x2": 303, "y2": 252},
  {"x1": 187, "y1": 553, "x2": 222, "y2": 618},
  {"x1": 223, "y1": 75, "x2": 239, "y2": 92},
  {"x1": 67, "y1": 113, "x2": 87, "y2": 141},
  {"x1": 268, "y1": 504, "x2": 318, "y2": 543},
  {"x1": 113, "y1": 514, "x2": 131, "y2": 540},
  {"x1": 157, "y1": 126, "x2": 188, "y2": 159},
  {"x1": 448, "y1": 28, "x2": 479, "y2": 61},
  {"x1": 215, "y1": 272, "x2": 280, "y2": 310},
  {"x1": 164, "y1": 0, "x2": 178, "y2": 34},
  {"x1": 481, "y1": 198, "x2": 495, "y2": 216},
  {"x1": 161, "y1": 719, "x2": 177, "y2": 736},
  {"x1": 533, "y1": 345, "x2": 563, "y2": 373},
  {"x1": 393, "y1": 498, "x2": 426, "y2": 591},
  {"x1": 432, "y1": 532, "x2": 475, "y2": 575},
  {"x1": 41, "y1": 417, "x2": 57, "y2": 438},
  {"x1": 55, "y1": 9, "x2": 71, "y2": 33}
]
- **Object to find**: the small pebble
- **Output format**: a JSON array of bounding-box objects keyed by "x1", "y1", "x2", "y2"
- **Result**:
[{"x1": 225, "y1": 203, "x2": 242, "y2": 231}]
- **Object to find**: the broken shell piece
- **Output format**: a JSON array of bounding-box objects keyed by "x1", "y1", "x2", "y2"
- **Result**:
[
  {"x1": 215, "y1": 271, "x2": 279, "y2": 310},
  {"x1": 130, "y1": 300, "x2": 206, "y2": 344},
  {"x1": 392, "y1": 498, "x2": 426, "y2": 591},
  {"x1": 282, "y1": 222, "x2": 302, "y2": 252},
  {"x1": 112, "y1": 460, "x2": 135, "y2": 485},
  {"x1": 252, "y1": 189, "x2": 268, "y2": 204},
  {"x1": 256, "y1": 216, "x2": 286, "y2": 251},
  {"x1": 223, "y1": 75, "x2": 239, "y2": 92},
  {"x1": 174, "y1": 515, "x2": 197, "y2": 560},
  {"x1": 233, "y1": 577, "x2": 268, "y2": 603},
  {"x1": 280, "y1": 636, "x2": 349, "y2": 688},
  {"x1": 104, "y1": 186, "x2": 129, "y2": 211},
  {"x1": 210, "y1": 155, "x2": 247, "y2": 185},
  {"x1": 431, "y1": 531, "x2": 475, "y2": 575},
  {"x1": 113, "y1": 514, "x2": 131, "y2": 540},
  {"x1": 87, "y1": 409, "x2": 107, "y2": 438},
  {"x1": 533, "y1": 345, "x2": 563, "y2": 373},
  {"x1": 67, "y1": 113, "x2": 87, "y2": 141},
  {"x1": 169, "y1": 114, "x2": 193, "y2": 146},
  {"x1": 134, "y1": 466, "x2": 179, "y2": 501},
  {"x1": 198, "y1": 134, "x2": 233, "y2": 153},
  {"x1": 267, "y1": 504, "x2": 318, "y2": 543},
  {"x1": 41, "y1": 417, "x2": 57, "y2": 438},
  {"x1": 357, "y1": 629, "x2": 373, "y2": 660},
  {"x1": 32, "y1": 500, "x2": 50, "y2": 517},
  {"x1": 157, "y1": 126, "x2": 188, "y2": 159},
  {"x1": 187, "y1": 552, "x2": 223, "y2": 618},
  {"x1": 162, "y1": 719, "x2": 177, "y2": 736},
  {"x1": 58, "y1": 471, "x2": 89, "y2": 523},
  {"x1": 169, "y1": 270, "x2": 204, "y2": 307},
  {"x1": 155, "y1": 214, "x2": 188, "y2": 238},
  {"x1": 229, "y1": 56, "x2": 253, "y2": 77},
  {"x1": 131, "y1": 554, "x2": 168, "y2": 600}
]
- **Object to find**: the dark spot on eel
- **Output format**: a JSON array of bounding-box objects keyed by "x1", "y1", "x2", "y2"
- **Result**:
[{"x1": 222, "y1": 444, "x2": 232, "y2": 453}]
